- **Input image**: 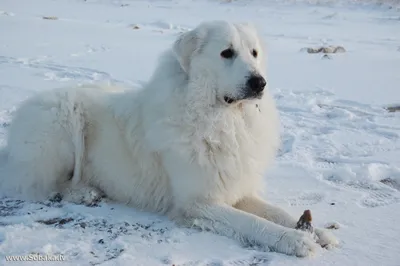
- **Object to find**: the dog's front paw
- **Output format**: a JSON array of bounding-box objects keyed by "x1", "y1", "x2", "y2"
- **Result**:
[
  {"x1": 273, "y1": 229, "x2": 320, "y2": 257},
  {"x1": 314, "y1": 228, "x2": 339, "y2": 249}
]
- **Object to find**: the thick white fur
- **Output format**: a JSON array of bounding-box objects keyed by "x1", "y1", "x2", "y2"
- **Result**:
[{"x1": 0, "y1": 21, "x2": 338, "y2": 257}]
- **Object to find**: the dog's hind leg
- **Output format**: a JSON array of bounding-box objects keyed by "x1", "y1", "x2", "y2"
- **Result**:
[
  {"x1": 51, "y1": 169, "x2": 105, "y2": 206},
  {"x1": 2, "y1": 98, "x2": 77, "y2": 201},
  {"x1": 59, "y1": 183, "x2": 105, "y2": 206}
]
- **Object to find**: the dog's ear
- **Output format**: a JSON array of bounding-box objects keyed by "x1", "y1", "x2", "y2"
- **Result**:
[{"x1": 172, "y1": 27, "x2": 205, "y2": 73}]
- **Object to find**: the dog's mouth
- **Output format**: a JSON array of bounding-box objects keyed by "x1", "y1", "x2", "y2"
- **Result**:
[
  {"x1": 223, "y1": 92, "x2": 263, "y2": 104},
  {"x1": 223, "y1": 96, "x2": 236, "y2": 104}
]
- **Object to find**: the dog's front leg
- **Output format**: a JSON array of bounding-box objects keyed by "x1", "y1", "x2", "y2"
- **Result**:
[
  {"x1": 234, "y1": 196, "x2": 298, "y2": 228},
  {"x1": 161, "y1": 149, "x2": 319, "y2": 256},
  {"x1": 179, "y1": 203, "x2": 319, "y2": 257},
  {"x1": 234, "y1": 196, "x2": 339, "y2": 248}
]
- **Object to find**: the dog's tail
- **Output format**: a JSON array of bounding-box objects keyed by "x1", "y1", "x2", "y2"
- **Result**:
[
  {"x1": 0, "y1": 147, "x2": 11, "y2": 194},
  {"x1": 0, "y1": 147, "x2": 8, "y2": 173},
  {"x1": 64, "y1": 92, "x2": 87, "y2": 187},
  {"x1": 71, "y1": 119, "x2": 85, "y2": 186}
]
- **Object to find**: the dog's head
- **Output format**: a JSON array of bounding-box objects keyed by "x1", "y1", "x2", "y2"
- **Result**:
[{"x1": 173, "y1": 20, "x2": 266, "y2": 105}]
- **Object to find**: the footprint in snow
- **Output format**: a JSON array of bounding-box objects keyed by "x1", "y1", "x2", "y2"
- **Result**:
[
  {"x1": 0, "y1": 55, "x2": 119, "y2": 84},
  {"x1": 277, "y1": 133, "x2": 295, "y2": 157},
  {"x1": 165, "y1": 255, "x2": 270, "y2": 266},
  {"x1": 287, "y1": 192, "x2": 325, "y2": 207},
  {"x1": 323, "y1": 175, "x2": 400, "y2": 208}
]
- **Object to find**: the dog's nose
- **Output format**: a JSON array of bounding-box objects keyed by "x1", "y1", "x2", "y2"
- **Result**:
[{"x1": 246, "y1": 75, "x2": 266, "y2": 93}]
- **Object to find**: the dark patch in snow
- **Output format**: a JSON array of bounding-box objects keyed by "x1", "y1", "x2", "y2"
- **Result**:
[
  {"x1": 90, "y1": 248, "x2": 125, "y2": 266},
  {"x1": 1, "y1": 122, "x2": 10, "y2": 128},
  {"x1": 300, "y1": 46, "x2": 346, "y2": 54},
  {"x1": 37, "y1": 217, "x2": 74, "y2": 226},
  {"x1": 380, "y1": 178, "x2": 400, "y2": 191},
  {"x1": 0, "y1": 198, "x2": 25, "y2": 216},
  {"x1": 386, "y1": 105, "x2": 400, "y2": 112}
]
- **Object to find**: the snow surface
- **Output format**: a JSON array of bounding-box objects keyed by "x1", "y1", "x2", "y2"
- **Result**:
[{"x1": 1, "y1": 0, "x2": 400, "y2": 265}]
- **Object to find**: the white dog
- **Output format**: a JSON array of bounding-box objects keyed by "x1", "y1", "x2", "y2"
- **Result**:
[{"x1": 0, "y1": 21, "x2": 338, "y2": 257}]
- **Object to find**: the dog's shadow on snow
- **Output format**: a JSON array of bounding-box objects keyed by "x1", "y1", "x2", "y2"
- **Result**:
[
  {"x1": 0, "y1": 197, "x2": 275, "y2": 265},
  {"x1": 0, "y1": 196, "x2": 175, "y2": 237},
  {"x1": 0, "y1": 196, "x2": 176, "y2": 264}
]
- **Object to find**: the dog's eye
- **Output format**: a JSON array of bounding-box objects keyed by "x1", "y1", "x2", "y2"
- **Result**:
[
  {"x1": 252, "y1": 49, "x2": 258, "y2": 58},
  {"x1": 220, "y1": 48, "x2": 235, "y2": 59}
]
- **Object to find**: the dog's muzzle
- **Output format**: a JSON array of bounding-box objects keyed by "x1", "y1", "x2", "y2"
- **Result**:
[{"x1": 223, "y1": 74, "x2": 266, "y2": 104}]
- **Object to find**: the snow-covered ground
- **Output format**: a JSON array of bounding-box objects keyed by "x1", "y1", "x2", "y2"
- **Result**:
[{"x1": 0, "y1": 0, "x2": 400, "y2": 265}]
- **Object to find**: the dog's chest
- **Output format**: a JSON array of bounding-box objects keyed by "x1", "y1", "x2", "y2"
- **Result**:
[{"x1": 198, "y1": 109, "x2": 268, "y2": 204}]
